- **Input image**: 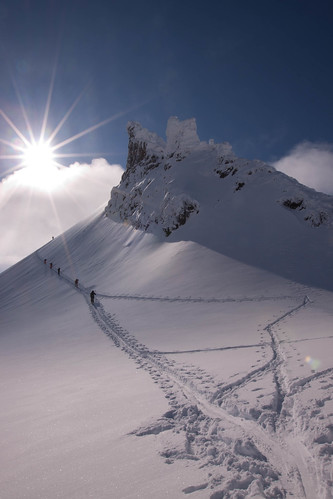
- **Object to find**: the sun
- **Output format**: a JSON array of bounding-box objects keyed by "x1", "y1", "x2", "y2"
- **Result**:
[
  {"x1": 19, "y1": 141, "x2": 62, "y2": 191},
  {"x1": 0, "y1": 79, "x2": 123, "y2": 192},
  {"x1": 0, "y1": 69, "x2": 143, "y2": 193},
  {"x1": 23, "y1": 141, "x2": 55, "y2": 171}
]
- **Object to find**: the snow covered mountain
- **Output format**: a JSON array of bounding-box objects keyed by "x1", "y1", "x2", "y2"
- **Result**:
[
  {"x1": 107, "y1": 116, "x2": 333, "y2": 233},
  {"x1": 106, "y1": 117, "x2": 333, "y2": 290},
  {"x1": 1, "y1": 118, "x2": 333, "y2": 498}
]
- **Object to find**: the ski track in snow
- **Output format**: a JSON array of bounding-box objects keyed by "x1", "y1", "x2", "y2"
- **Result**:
[
  {"x1": 97, "y1": 292, "x2": 297, "y2": 305},
  {"x1": 36, "y1": 251, "x2": 333, "y2": 498},
  {"x1": 154, "y1": 344, "x2": 265, "y2": 355}
]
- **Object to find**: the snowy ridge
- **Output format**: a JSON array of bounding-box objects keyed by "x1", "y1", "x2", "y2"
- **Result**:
[
  {"x1": 34, "y1": 251, "x2": 314, "y2": 496},
  {"x1": 106, "y1": 117, "x2": 333, "y2": 238},
  {"x1": 20, "y1": 232, "x2": 331, "y2": 498}
]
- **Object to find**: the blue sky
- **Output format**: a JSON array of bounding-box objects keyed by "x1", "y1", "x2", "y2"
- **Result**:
[
  {"x1": 1, "y1": 0, "x2": 333, "y2": 170},
  {"x1": 1, "y1": 0, "x2": 333, "y2": 270}
]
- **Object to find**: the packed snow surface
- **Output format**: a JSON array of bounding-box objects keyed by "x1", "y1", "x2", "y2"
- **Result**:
[
  {"x1": 1, "y1": 213, "x2": 333, "y2": 498},
  {"x1": 1, "y1": 118, "x2": 333, "y2": 498}
]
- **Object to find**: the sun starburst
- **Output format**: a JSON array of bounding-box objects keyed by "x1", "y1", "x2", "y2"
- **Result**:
[
  {"x1": 24, "y1": 142, "x2": 55, "y2": 170},
  {"x1": 0, "y1": 62, "x2": 150, "y2": 194},
  {"x1": 0, "y1": 101, "x2": 114, "y2": 192},
  {"x1": 0, "y1": 72, "x2": 133, "y2": 192}
]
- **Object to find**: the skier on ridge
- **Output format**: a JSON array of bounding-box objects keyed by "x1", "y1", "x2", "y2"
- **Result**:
[{"x1": 90, "y1": 290, "x2": 96, "y2": 304}]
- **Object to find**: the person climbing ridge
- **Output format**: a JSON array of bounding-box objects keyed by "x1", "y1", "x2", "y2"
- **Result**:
[
  {"x1": 50, "y1": 262, "x2": 53, "y2": 269},
  {"x1": 75, "y1": 278, "x2": 79, "y2": 288},
  {"x1": 57, "y1": 268, "x2": 61, "y2": 276},
  {"x1": 44, "y1": 259, "x2": 47, "y2": 264},
  {"x1": 90, "y1": 290, "x2": 96, "y2": 304}
]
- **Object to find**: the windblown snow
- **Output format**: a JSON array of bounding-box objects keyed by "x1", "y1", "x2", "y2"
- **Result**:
[{"x1": 1, "y1": 117, "x2": 333, "y2": 498}]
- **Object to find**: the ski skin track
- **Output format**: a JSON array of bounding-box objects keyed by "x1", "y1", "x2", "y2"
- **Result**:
[
  {"x1": 91, "y1": 291, "x2": 316, "y2": 498},
  {"x1": 36, "y1": 250, "x2": 321, "y2": 498},
  {"x1": 89, "y1": 294, "x2": 309, "y2": 497}
]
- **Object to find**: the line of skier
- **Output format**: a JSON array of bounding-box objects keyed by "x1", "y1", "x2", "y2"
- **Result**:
[
  {"x1": 44, "y1": 259, "x2": 61, "y2": 275},
  {"x1": 43, "y1": 257, "x2": 96, "y2": 304}
]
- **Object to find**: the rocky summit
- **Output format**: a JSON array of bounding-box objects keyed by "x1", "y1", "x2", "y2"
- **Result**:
[
  {"x1": 105, "y1": 117, "x2": 333, "y2": 289},
  {"x1": 106, "y1": 117, "x2": 333, "y2": 237}
]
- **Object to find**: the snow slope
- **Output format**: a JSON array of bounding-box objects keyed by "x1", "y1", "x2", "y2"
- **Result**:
[{"x1": 1, "y1": 118, "x2": 333, "y2": 498}]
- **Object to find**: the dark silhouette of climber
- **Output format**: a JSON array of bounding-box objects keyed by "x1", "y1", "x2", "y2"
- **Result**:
[
  {"x1": 44, "y1": 259, "x2": 47, "y2": 264},
  {"x1": 50, "y1": 262, "x2": 53, "y2": 269},
  {"x1": 90, "y1": 290, "x2": 96, "y2": 304},
  {"x1": 75, "y1": 279, "x2": 79, "y2": 288},
  {"x1": 57, "y1": 268, "x2": 60, "y2": 275}
]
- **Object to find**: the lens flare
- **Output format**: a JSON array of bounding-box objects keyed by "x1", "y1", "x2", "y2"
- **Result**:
[{"x1": 305, "y1": 355, "x2": 321, "y2": 371}]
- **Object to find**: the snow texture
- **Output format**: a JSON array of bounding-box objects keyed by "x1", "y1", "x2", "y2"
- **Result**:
[{"x1": 1, "y1": 117, "x2": 333, "y2": 498}]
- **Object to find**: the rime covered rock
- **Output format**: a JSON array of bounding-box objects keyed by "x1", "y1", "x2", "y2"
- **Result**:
[
  {"x1": 105, "y1": 117, "x2": 333, "y2": 240},
  {"x1": 165, "y1": 116, "x2": 200, "y2": 157},
  {"x1": 106, "y1": 117, "x2": 207, "y2": 235}
]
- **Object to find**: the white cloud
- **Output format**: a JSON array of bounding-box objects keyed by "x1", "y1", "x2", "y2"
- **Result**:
[
  {"x1": 272, "y1": 142, "x2": 333, "y2": 195},
  {"x1": 0, "y1": 159, "x2": 123, "y2": 272}
]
